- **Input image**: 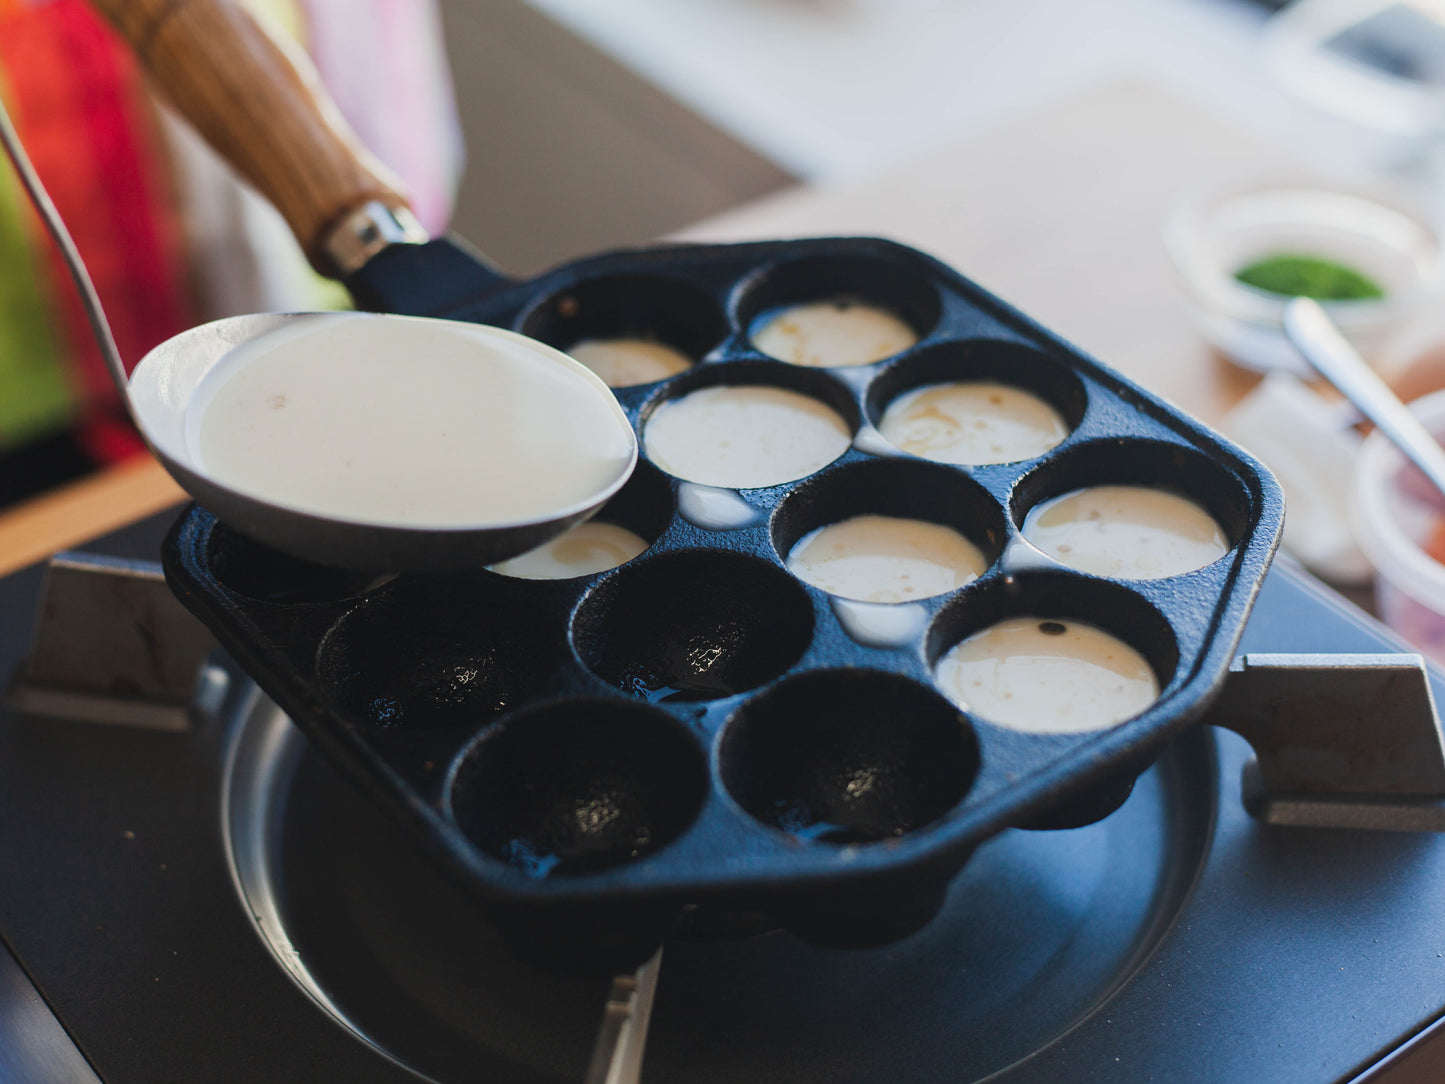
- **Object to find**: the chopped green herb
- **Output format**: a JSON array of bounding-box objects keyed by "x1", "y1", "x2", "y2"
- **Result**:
[{"x1": 1234, "y1": 254, "x2": 1385, "y2": 301}]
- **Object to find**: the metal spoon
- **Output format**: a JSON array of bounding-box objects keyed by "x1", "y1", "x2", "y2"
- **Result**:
[
  {"x1": 0, "y1": 98, "x2": 636, "y2": 572},
  {"x1": 1283, "y1": 296, "x2": 1445, "y2": 503}
]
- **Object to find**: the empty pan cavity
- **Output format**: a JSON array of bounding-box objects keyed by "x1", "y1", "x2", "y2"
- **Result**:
[
  {"x1": 206, "y1": 520, "x2": 382, "y2": 603},
  {"x1": 317, "y1": 578, "x2": 558, "y2": 730},
  {"x1": 734, "y1": 254, "x2": 941, "y2": 368},
  {"x1": 927, "y1": 574, "x2": 1178, "y2": 735},
  {"x1": 719, "y1": 670, "x2": 978, "y2": 844},
  {"x1": 1012, "y1": 439, "x2": 1248, "y2": 579},
  {"x1": 866, "y1": 340, "x2": 1086, "y2": 465},
  {"x1": 572, "y1": 551, "x2": 813, "y2": 702},
  {"x1": 446, "y1": 700, "x2": 708, "y2": 877},
  {"x1": 489, "y1": 461, "x2": 674, "y2": 580},
  {"x1": 771, "y1": 459, "x2": 1005, "y2": 603},
  {"x1": 642, "y1": 361, "x2": 858, "y2": 489},
  {"x1": 518, "y1": 274, "x2": 727, "y2": 388}
]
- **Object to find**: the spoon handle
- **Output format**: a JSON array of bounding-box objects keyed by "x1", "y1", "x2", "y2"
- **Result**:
[
  {"x1": 1283, "y1": 297, "x2": 1445, "y2": 499},
  {"x1": 0, "y1": 97, "x2": 134, "y2": 418}
]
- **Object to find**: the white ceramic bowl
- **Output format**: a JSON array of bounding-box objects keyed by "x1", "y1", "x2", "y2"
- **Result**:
[{"x1": 1166, "y1": 182, "x2": 1441, "y2": 374}]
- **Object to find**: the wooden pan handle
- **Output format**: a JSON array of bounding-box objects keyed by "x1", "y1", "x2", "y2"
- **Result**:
[{"x1": 92, "y1": 0, "x2": 422, "y2": 276}]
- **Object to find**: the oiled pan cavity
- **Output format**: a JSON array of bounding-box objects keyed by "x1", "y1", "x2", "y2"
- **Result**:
[
  {"x1": 519, "y1": 274, "x2": 727, "y2": 387},
  {"x1": 734, "y1": 253, "x2": 940, "y2": 368},
  {"x1": 572, "y1": 551, "x2": 814, "y2": 703},
  {"x1": 446, "y1": 700, "x2": 708, "y2": 877},
  {"x1": 317, "y1": 578, "x2": 559, "y2": 730},
  {"x1": 206, "y1": 521, "x2": 382, "y2": 603},
  {"x1": 719, "y1": 670, "x2": 978, "y2": 845}
]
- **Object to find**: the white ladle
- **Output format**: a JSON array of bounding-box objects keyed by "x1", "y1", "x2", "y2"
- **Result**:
[{"x1": 0, "y1": 92, "x2": 635, "y2": 573}]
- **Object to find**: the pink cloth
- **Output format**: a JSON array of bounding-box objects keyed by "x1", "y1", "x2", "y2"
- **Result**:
[{"x1": 299, "y1": 0, "x2": 464, "y2": 235}]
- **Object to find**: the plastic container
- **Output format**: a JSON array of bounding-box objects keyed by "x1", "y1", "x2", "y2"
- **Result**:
[
  {"x1": 1355, "y1": 389, "x2": 1445, "y2": 661},
  {"x1": 1165, "y1": 181, "x2": 1441, "y2": 375}
]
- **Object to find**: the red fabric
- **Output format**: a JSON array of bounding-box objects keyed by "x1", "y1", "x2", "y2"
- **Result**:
[{"x1": 0, "y1": 0, "x2": 193, "y2": 463}]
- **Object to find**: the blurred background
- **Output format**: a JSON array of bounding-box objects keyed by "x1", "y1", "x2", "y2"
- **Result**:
[{"x1": 14, "y1": 0, "x2": 1445, "y2": 647}]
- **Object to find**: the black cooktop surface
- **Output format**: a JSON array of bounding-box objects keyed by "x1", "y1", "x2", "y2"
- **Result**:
[{"x1": 3, "y1": 511, "x2": 1445, "y2": 1083}]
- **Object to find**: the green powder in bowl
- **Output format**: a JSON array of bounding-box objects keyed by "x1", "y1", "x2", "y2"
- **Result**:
[{"x1": 1234, "y1": 254, "x2": 1385, "y2": 301}]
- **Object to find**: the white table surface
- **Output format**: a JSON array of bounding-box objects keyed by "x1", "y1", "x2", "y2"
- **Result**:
[{"x1": 524, "y1": 0, "x2": 1402, "y2": 185}]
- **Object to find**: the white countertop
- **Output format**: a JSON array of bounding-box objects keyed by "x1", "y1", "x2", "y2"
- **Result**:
[{"x1": 523, "y1": 0, "x2": 1403, "y2": 185}]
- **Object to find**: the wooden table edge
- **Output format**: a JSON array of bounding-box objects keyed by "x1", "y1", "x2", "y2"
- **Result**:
[{"x1": 0, "y1": 456, "x2": 185, "y2": 578}]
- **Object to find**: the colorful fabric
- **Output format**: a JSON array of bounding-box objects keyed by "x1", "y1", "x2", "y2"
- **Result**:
[
  {"x1": 0, "y1": 70, "x2": 72, "y2": 448},
  {"x1": 0, "y1": 0, "x2": 462, "y2": 493},
  {"x1": 0, "y1": 0, "x2": 192, "y2": 463}
]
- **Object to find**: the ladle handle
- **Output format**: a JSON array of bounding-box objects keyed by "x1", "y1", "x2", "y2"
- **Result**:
[
  {"x1": 0, "y1": 95, "x2": 134, "y2": 410},
  {"x1": 91, "y1": 0, "x2": 421, "y2": 277}
]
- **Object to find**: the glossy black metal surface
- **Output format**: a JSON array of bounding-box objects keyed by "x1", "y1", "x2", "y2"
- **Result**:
[
  {"x1": 162, "y1": 237, "x2": 1284, "y2": 970},
  {"x1": 0, "y1": 515, "x2": 405, "y2": 1083}
]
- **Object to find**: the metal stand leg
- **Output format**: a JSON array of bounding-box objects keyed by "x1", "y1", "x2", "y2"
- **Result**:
[
  {"x1": 585, "y1": 949, "x2": 663, "y2": 1084},
  {"x1": 7, "y1": 552, "x2": 229, "y2": 731},
  {"x1": 1203, "y1": 653, "x2": 1445, "y2": 830}
]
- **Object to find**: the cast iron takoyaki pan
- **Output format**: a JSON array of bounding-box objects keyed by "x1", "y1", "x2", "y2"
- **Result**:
[{"x1": 163, "y1": 237, "x2": 1283, "y2": 973}]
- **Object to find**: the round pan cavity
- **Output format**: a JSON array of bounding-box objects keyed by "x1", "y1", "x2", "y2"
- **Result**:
[
  {"x1": 489, "y1": 461, "x2": 674, "y2": 581},
  {"x1": 206, "y1": 521, "x2": 380, "y2": 603},
  {"x1": 446, "y1": 699, "x2": 708, "y2": 878},
  {"x1": 733, "y1": 253, "x2": 942, "y2": 359},
  {"x1": 318, "y1": 577, "x2": 560, "y2": 730},
  {"x1": 718, "y1": 670, "x2": 978, "y2": 844},
  {"x1": 572, "y1": 551, "x2": 813, "y2": 702},
  {"x1": 866, "y1": 340, "x2": 1087, "y2": 462},
  {"x1": 927, "y1": 573, "x2": 1179, "y2": 731},
  {"x1": 1011, "y1": 439, "x2": 1250, "y2": 564},
  {"x1": 517, "y1": 274, "x2": 727, "y2": 379},
  {"x1": 641, "y1": 361, "x2": 859, "y2": 490},
  {"x1": 771, "y1": 459, "x2": 1007, "y2": 596}
]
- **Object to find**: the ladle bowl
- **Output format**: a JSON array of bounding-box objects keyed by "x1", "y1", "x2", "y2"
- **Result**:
[{"x1": 128, "y1": 311, "x2": 638, "y2": 572}]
